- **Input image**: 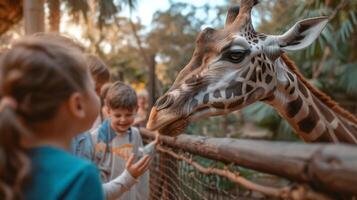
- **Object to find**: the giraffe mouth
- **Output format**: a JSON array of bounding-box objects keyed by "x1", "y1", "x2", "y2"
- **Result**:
[
  {"x1": 146, "y1": 105, "x2": 191, "y2": 136},
  {"x1": 147, "y1": 105, "x2": 213, "y2": 136},
  {"x1": 157, "y1": 117, "x2": 190, "y2": 136}
]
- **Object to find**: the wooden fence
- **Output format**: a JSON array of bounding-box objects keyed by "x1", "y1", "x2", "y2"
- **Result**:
[{"x1": 140, "y1": 128, "x2": 357, "y2": 200}]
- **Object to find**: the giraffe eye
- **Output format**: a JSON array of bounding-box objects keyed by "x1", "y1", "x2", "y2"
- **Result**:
[{"x1": 222, "y1": 50, "x2": 250, "y2": 64}]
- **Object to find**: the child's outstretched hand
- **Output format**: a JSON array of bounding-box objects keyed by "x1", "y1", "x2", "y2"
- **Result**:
[
  {"x1": 154, "y1": 132, "x2": 160, "y2": 145},
  {"x1": 125, "y1": 154, "x2": 151, "y2": 179}
]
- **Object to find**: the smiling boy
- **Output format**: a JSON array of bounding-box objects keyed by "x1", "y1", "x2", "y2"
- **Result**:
[{"x1": 92, "y1": 81, "x2": 149, "y2": 200}]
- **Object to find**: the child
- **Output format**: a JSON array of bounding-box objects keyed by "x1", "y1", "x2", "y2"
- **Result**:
[
  {"x1": 92, "y1": 81, "x2": 149, "y2": 200},
  {"x1": 31, "y1": 33, "x2": 153, "y2": 200},
  {"x1": 31, "y1": 33, "x2": 152, "y2": 200},
  {"x1": 0, "y1": 37, "x2": 103, "y2": 199},
  {"x1": 133, "y1": 90, "x2": 149, "y2": 127},
  {"x1": 71, "y1": 54, "x2": 111, "y2": 160},
  {"x1": 100, "y1": 82, "x2": 112, "y2": 120},
  {"x1": 86, "y1": 54, "x2": 111, "y2": 128}
]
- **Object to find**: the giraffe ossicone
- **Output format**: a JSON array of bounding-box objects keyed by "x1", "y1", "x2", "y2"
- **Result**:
[{"x1": 146, "y1": 0, "x2": 357, "y2": 144}]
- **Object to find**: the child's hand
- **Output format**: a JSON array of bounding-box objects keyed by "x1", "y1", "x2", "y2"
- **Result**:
[
  {"x1": 125, "y1": 154, "x2": 152, "y2": 179},
  {"x1": 154, "y1": 132, "x2": 160, "y2": 145}
]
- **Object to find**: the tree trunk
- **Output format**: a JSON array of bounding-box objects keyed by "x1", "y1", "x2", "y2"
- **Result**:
[
  {"x1": 48, "y1": 0, "x2": 60, "y2": 32},
  {"x1": 148, "y1": 54, "x2": 156, "y2": 111},
  {"x1": 24, "y1": 0, "x2": 45, "y2": 35},
  {"x1": 0, "y1": 0, "x2": 23, "y2": 35}
]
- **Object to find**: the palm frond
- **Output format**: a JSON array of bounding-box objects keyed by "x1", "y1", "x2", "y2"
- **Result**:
[
  {"x1": 64, "y1": 0, "x2": 89, "y2": 21},
  {"x1": 338, "y1": 63, "x2": 357, "y2": 94}
]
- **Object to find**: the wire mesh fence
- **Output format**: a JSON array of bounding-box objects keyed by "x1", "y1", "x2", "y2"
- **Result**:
[
  {"x1": 144, "y1": 138, "x2": 287, "y2": 200},
  {"x1": 140, "y1": 130, "x2": 357, "y2": 200}
]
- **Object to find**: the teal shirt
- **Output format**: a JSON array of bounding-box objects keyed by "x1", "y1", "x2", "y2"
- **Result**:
[{"x1": 24, "y1": 146, "x2": 104, "y2": 200}]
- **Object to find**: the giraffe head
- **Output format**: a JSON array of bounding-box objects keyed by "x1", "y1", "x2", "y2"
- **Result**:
[{"x1": 147, "y1": 0, "x2": 328, "y2": 135}]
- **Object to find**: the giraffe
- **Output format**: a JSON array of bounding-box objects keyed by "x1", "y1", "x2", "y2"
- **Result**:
[{"x1": 146, "y1": 0, "x2": 357, "y2": 144}]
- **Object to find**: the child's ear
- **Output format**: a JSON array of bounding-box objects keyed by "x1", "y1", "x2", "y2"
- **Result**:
[
  {"x1": 107, "y1": 107, "x2": 112, "y2": 115},
  {"x1": 68, "y1": 92, "x2": 86, "y2": 118}
]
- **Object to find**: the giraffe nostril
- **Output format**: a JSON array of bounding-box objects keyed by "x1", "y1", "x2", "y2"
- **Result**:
[{"x1": 155, "y1": 94, "x2": 174, "y2": 111}]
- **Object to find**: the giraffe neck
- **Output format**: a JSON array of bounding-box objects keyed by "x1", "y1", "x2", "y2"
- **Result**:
[{"x1": 264, "y1": 57, "x2": 357, "y2": 144}]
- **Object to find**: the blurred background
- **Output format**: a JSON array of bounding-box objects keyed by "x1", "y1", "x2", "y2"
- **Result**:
[{"x1": 1, "y1": 0, "x2": 356, "y2": 141}]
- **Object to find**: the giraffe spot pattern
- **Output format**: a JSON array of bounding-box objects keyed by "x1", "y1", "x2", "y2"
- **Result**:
[
  {"x1": 227, "y1": 98, "x2": 244, "y2": 109},
  {"x1": 338, "y1": 120, "x2": 357, "y2": 143},
  {"x1": 261, "y1": 63, "x2": 267, "y2": 74},
  {"x1": 317, "y1": 128, "x2": 333, "y2": 142},
  {"x1": 298, "y1": 81, "x2": 309, "y2": 98},
  {"x1": 312, "y1": 96, "x2": 334, "y2": 123},
  {"x1": 335, "y1": 124, "x2": 355, "y2": 143},
  {"x1": 297, "y1": 105, "x2": 319, "y2": 133},
  {"x1": 225, "y1": 80, "x2": 243, "y2": 99},
  {"x1": 287, "y1": 73, "x2": 294, "y2": 82},
  {"x1": 286, "y1": 97, "x2": 303, "y2": 118},
  {"x1": 211, "y1": 102, "x2": 225, "y2": 109},
  {"x1": 246, "y1": 85, "x2": 253, "y2": 93},
  {"x1": 213, "y1": 90, "x2": 221, "y2": 98},
  {"x1": 241, "y1": 68, "x2": 250, "y2": 78},
  {"x1": 289, "y1": 87, "x2": 295, "y2": 95},
  {"x1": 265, "y1": 74, "x2": 273, "y2": 84},
  {"x1": 203, "y1": 93, "x2": 209, "y2": 104}
]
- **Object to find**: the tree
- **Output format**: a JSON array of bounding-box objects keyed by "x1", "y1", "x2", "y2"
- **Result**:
[
  {"x1": 0, "y1": 0, "x2": 22, "y2": 35},
  {"x1": 24, "y1": 0, "x2": 45, "y2": 34},
  {"x1": 147, "y1": 2, "x2": 223, "y2": 85}
]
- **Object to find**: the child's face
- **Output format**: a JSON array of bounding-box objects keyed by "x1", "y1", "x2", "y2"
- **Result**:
[
  {"x1": 108, "y1": 107, "x2": 137, "y2": 134},
  {"x1": 70, "y1": 75, "x2": 100, "y2": 135}
]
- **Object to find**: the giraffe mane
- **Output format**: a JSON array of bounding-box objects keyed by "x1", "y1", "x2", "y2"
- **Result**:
[{"x1": 281, "y1": 54, "x2": 357, "y2": 124}]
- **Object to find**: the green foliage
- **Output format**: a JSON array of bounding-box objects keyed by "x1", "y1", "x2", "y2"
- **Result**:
[
  {"x1": 147, "y1": 2, "x2": 223, "y2": 83},
  {"x1": 63, "y1": 0, "x2": 137, "y2": 27},
  {"x1": 338, "y1": 63, "x2": 357, "y2": 94}
]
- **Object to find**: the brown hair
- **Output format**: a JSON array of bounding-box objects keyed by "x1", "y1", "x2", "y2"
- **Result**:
[
  {"x1": 32, "y1": 34, "x2": 110, "y2": 84},
  {"x1": 0, "y1": 37, "x2": 89, "y2": 200},
  {"x1": 106, "y1": 81, "x2": 137, "y2": 110},
  {"x1": 100, "y1": 82, "x2": 112, "y2": 101},
  {"x1": 86, "y1": 54, "x2": 110, "y2": 83},
  {"x1": 31, "y1": 32, "x2": 85, "y2": 52},
  {"x1": 99, "y1": 82, "x2": 112, "y2": 121}
]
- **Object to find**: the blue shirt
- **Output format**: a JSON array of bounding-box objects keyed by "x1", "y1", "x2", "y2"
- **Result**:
[{"x1": 24, "y1": 146, "x2": 104, "y2": 200}]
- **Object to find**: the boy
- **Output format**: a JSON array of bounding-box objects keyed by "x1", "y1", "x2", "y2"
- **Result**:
[{"x1": 92, "y1": 81, "x2": 149, "y2": 200}]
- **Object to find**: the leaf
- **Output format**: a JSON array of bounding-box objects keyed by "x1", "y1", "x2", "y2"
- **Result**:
[{"x1": 338, "y1": 63, "x2": 357, "y2": 94}]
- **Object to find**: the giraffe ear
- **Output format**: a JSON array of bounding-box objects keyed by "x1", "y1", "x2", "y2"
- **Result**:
[{"x1": 277, "y1": 16, "x2": 329, "y2": 51}]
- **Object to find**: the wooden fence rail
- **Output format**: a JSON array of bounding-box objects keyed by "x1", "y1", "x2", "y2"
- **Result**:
[{"x1": 140, "y1": 128, "x2": 357, "y2": 196}]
